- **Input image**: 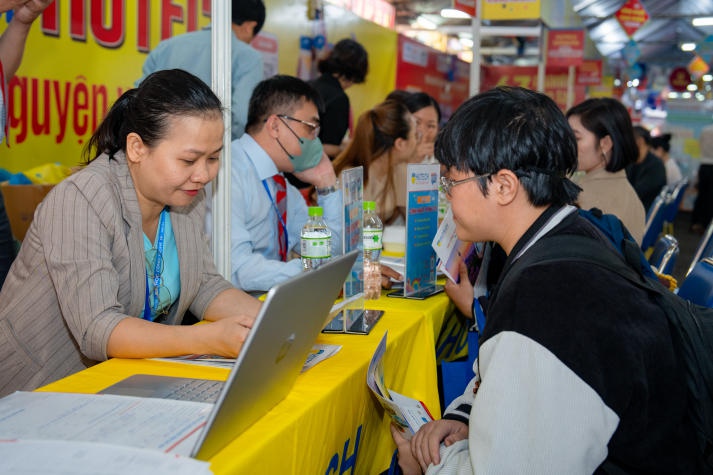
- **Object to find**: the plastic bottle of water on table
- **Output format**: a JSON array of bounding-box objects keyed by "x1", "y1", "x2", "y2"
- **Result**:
[
  {"x1": 363, "y1": 201, "x2": 383, "y2": 299},
  {"x1": 301, "y1": 206, "x2": 332, "y2": 271}
]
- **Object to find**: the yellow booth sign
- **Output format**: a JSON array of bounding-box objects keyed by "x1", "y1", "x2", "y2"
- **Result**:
[
  {"x1": 0, "y1": 1, "x2": 212, "y2": 173},
  {"x1": 482, "y1": 0, "x2": 541, "y2": 20}
]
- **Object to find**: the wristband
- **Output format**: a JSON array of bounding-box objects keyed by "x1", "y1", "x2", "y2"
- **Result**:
[{"x1": 316, "y1": 181, "x2": 339, "y2": 196}]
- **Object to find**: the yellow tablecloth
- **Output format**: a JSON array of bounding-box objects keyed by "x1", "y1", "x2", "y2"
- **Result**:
[{"x1": 39, "y1": 290, "x2": 453, "y2": 474}]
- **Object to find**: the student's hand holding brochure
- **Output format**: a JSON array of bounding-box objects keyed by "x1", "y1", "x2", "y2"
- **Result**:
[
  {"x1": 366, "y1": 332, "x2": 434, "y2": 439},
  {"x1": 432, "y1": 207, "x2": 484, "y2": 284}
]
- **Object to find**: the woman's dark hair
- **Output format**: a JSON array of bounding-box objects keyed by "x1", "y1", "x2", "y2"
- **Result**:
[
  {"x1": 82, "y1": 69, "x2": 223, "y2": 164},
  {"x1": 404, "y1": 92, "x2": 441, "y2": 123},
  {"x1": 566, "y1": 97, "x2": 638, "y2": 173},
  {"x1": 633, "y1": 125, "x2": 652, "y2": 146},
  {"x1": 385, "y1": 89, "x2": 412, "y2": 104},
  {"x1": 333, "y1": 100, "x2": 412, "y2": 216},
  {"x1": 232, "y1": 0, "x2": 266, "y2": 36},
  {"x1": 651, "y1": 133, "x2": 672, "y2": 153},
  {"x1": 437, "y1": 86, "x2": 580, "y2": 207},
  {"x1": 245, "y1": 75, "x2": 323, "y2": 134},
  {"x1": 318, "y1": 38, "x2": 369, "y2": 84}
]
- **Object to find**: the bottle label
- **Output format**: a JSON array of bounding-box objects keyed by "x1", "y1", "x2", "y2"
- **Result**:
[
  {"x1": 301, "y1": 233, "x2": 332, "y2": 258},
  {"x1": 363, "y1": 229, "x2": 383, "y2": 251}
]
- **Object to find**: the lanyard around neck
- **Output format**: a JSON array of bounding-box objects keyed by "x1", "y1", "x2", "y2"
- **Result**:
[
  {"x1": 261, "y1": 179, "x2": 288, "y2": 252},
  {"x1": 143, "y1": 208, "x2": 168, "y2": 321}
]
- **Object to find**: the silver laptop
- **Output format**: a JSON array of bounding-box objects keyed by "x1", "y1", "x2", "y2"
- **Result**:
[{"x1": 99, "y1": 250, "x2": 359, "y2": 461}]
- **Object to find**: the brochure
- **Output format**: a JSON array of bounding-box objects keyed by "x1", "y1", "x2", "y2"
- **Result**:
[
  {"x1": 431, "y1": 207, "x2": 485, "y2": 285},
  {"x1": 366, "y1": 332, "x2": 434, "y2": 439}
]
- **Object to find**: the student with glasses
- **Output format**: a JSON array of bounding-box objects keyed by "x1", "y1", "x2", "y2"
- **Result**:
[
  {"x1": 0, "y1": 70, "x2": 261, "y2": 397},
  {"x1": 227, "y1": 75, "x2": 343, "y2": 293},
  {"x1": 389, "y1": 87, "x2": 699, "y2": 474}
]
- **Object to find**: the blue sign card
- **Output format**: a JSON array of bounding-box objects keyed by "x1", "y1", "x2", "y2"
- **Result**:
[{"x1": 389, "y1": 164, "x2": 443, "y2": 299}]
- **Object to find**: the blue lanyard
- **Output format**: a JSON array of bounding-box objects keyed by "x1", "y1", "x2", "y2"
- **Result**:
[
  {"x1": 261, "y1": 179, "x2": 288, "y2": 253},
  {"x1": 143, "y1": 208, "x2": 167, "y2": 321}
]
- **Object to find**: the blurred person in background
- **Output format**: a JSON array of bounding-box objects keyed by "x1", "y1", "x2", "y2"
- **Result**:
[
  {"x1": 691, "y1": 123, "x2": 713, "y2": 234},
  {"x1": 137, "y1": 0, "x2": 265, "y2": 140},
  {"x1": 566, "y1": 98, "x2": 646, "y2": 244},
  {"x1": 333, "y1": 100, "x2": 418, "y2": 225},
  {"x1": 650, "y1": 133, "x2": 683, "y2": 186},
  {"x1": 628, "y1": 125, "x2": 667, "y2": 212},
  {"x1": 404, "y1": 92, "x2": 441, "y2": 163}
]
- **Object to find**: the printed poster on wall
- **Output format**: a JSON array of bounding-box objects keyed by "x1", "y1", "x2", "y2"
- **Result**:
[
  {"x1": 546, "y1": 29, "x2": 584, "y2": 68},
  {"x1": 395, "y1": 35, "x2": 470, "y2": 122},
  {"x1": 576, "y1": 59, "x2": 603, "y2": 85},
  {"x1": 480, "y1": 64, "x2": 586, "y2": 111}
]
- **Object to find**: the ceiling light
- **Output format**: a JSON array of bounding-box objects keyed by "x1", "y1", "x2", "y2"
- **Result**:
[
  {"x1": 693, "y1": 17, "x2": 713, "y2": 27},
  {"x1": 415, "y1": 15, "x2": 437, "y2": 30},
  {"x1": 681, "y1": 43, "x2": 696, "y2": 52},
  {"x1": 703, "y1": 74, "x2": 713, "y2": 82},
  {"x1": 460, "y1": 37, "x2": 474, "y2": 48},
  {"x1": 441, "y1": 8, "x2": 471, "y2": 19},
  {"x1": 688, "y1": 84, "x2": 698, "y2": 91}
]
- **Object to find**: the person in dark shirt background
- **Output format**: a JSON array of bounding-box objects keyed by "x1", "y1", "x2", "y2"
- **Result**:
[{"x1": 627, "y1": 125, "x2": 667, "y2": 212}]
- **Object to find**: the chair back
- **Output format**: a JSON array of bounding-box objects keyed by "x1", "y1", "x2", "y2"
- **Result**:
[
  {"x1": 686, "y1": 221, "x2": 713, "y2": 277},
  {"x1": 663, "y1": 179, "x2": 688, "y2": 222},
  {"x1": 678, "y1": 257, "x2": 713, "y2": 307},
  {"x1": 648, "y1": 234, "x2": 679, "y2": 275},
  {"x1": 641, "y1": 193, "x2": 668, "y2": 251}
]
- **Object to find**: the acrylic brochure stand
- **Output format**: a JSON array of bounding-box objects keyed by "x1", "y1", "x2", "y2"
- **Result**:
[
  {"x1": 388, "y1": 163, "x2": 443, "y2": 300},
  {"x1": 322, "y1": 166, "x2": 383, "y2": 334}
]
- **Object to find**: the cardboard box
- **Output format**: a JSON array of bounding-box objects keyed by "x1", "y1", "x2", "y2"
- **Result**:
[{"x1": 0, "y1": 183, "x2": 54, "y2": 241}]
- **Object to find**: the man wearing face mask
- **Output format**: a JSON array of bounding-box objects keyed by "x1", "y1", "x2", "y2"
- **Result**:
[{"x1": 229, "y1": 75, "x2": 343, "y2": 293}]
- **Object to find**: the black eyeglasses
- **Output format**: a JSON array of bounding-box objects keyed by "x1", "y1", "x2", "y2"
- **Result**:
[
  {"x1": 440, "y1": 173, "x2": 491, "y2": 196},
  {"x1": 277, "y1": 114, "x2": 320, "y2": 138},
  {"x1": 146, "y1": 248, "x2": 172, "y2": 320}
]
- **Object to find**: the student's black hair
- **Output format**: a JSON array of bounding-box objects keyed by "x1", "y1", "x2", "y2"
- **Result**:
[
  {"x1": 245, "y1": 75, "x2": 323, "y2": 134},
  {"x1": 566, "y1": 97, "x2": 638, "y2": 172},
  {"x1": 317, "y1": 38, "x2": 369, "y2": 84},
  {"x1": 404, "y1": 91, "x2": 441, "y2": 123},
  {"x1": 651, "y1": 133, "x2": 672, "y2": 153},
  {"x1": 82, "y1": 69, "x2": 223, "y2": 163},
  {"x1": 232, "y1": 0, "x2": 266, "y2": 36},
  {"x1": 436, "y1": 86, "x2": 580, "y2": 207}
]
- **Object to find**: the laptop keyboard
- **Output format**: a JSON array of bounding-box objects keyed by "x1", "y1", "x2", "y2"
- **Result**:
[{"x1": 163, "y1": 378, "x2": 224, "y2": 403}]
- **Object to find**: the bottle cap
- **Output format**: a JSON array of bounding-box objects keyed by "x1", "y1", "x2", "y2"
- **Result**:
[
  {"x1": 308, "y1": 206, "x2": 324, "y2": 217},
  {"x1": 363, "y1": 201, "x2": 376, "y2": 211}
]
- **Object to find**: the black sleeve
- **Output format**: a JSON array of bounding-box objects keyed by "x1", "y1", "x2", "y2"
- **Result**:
[{"x1": 319, "y1": 93, "x2": 350, "y2": 146}]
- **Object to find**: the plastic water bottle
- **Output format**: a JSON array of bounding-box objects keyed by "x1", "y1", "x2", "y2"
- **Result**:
[
  {"x1": 301, "y1": 206, "x2": 332, "y2": 271},
  {"x1": 363, "y1": 201, "x2": 383, "y2": 299}
]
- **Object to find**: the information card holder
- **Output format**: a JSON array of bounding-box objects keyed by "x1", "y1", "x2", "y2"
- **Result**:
[
  {"x1": 323, "y1": 167, "x2": 383, "y2": 334},
  {"x1": 388, "y1": 163, "x2": 443, "y2": 300}
]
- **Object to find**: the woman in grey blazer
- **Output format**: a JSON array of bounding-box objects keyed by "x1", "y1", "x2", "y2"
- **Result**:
[{"x1": 0, "y1": 70, "x2": 261, "y2": 396}]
